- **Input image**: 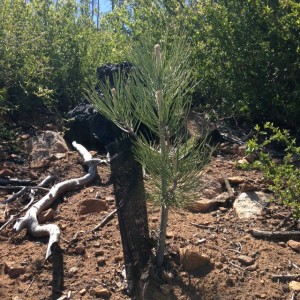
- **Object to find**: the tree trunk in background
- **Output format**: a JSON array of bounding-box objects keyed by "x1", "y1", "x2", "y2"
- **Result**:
[{"x1": 107, "y1": 137, "x2": 151, "y2": 295}]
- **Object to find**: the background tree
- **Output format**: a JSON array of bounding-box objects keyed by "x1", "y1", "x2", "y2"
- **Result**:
[{"x1": 86, "y1": 33, "x2": 212, "y2": 267}]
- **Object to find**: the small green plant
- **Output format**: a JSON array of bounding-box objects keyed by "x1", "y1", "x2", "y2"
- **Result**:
[
  {"x1": 85, "y1": 34, "x2": 212, "y2": 267},
  {"x1": 246, "y1": 122, "x2": 300, "y2": 217}
]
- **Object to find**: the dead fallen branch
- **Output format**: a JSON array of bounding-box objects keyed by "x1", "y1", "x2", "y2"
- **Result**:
[
  {"x1": 0, "y1": 178, "x2": 32, "y2": 186},
  {"x1": 271, "y1": 274, "x2": 300, "y2": 282},
  {"x1": 191, "y1": 222, "x2": 216, "y2": 230},
  {"x1": 13, "y1": 141, "x2": 102, "y2": 259},
  {"x1": 0, "y1": 186, "x2": 49, "y2": 192},
  {"x1": 1, "y1": 175, "x2": 55, "y2": 204},
  {"x1": 2, "y1": 187, "x2": 28, "y2": 204},
  {"x1": 250, "y1": 229, "x2": 300, "y2": 240},
  {"x1": 221, "y1": 172, "x2": 234, "y2": 200},
  {"x1": 0, "y1": 176, "x2": 56, "y2": 233},
  {"x1": 93, "y1": 209, "x2": 117, "y2": 232}
]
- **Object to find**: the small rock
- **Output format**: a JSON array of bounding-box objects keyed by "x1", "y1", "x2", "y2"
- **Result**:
[
  {"x1": 166, "y1": 231, "x2": 174, "y2": 239},
  {"x1": 240, "y1": 182, "x2": 256, "y2": 192},
  {"x1": 95, "y1": 250, "x2": 105, "y2": 257},
  {"x1": 288, "y1": 240, "x2": 300, "y2": 252},
  {"x1": 237, "y1": 158, "x2": 249, "y2": 166},
  {"x1": 0, "y1": 168, "x2": 14, "y2": 177},
  {"x1": 20, "y1": 134, "x2": 31, "y2": 140},
  {"x1": 228, "y1": 176, "x2": 245, "y2": 184},
  {"x1": 187, "y1": 198, "x2": 218, "y2": 212},
  {"x1": 37, "y1": 208, "x2": 55, "y2": 223},
  {"x1": 114, "y1": 255, "x2": 123, "y2": 263},
  {"x1": 219, "y1": 207, "x2": 228, "y2": 213},
  {"x1": 4, "y1": 262, "x2": 26, "y2": 278},
  {"x1": 30, "y1": 158, "x2": 49, "y2": 169},
  {"x1": 160, "y1": 284, "x2": 173, "y2": 295},
  {"x1": 74, "y1": 244, "x2": 85, "y2": 255},
  {"x1": 93, "y1": 287, "x2": 110, "y2": 298},
  {"x1": 69, "y1": 266, "x2": 79, "y2": 275},
  {"x1": 79, "y1": 288, "x2": 86, "y2": 296},
  {"x1": 78, "y1": 199, "x2": 108, "y2": 215},
  {"x1": 97, "y1": 258, "x2": 106, "y2": 266},
  {"x1": 246, "y1": 263, "x2": 258, "y2": 271},
  {"x1": 237, "y1": 255, "x2": 255, "y2": 266},
  {"x1": 61, "y1": 224, "x2": 67, "y2": 230},
  {"x1": 289, "y1": 281, "x2": 300, "y2": 292},
  {"x1": 215, "y1": 262, "x2": 223, "y2": 269},
  {"x1": 225, "y1": 277, "x2": 234, "y2": 287},
  {"x1": 238, "y1": 145, "x2": 247, "y2": 157},
  {"x1": 161, "y1": 271, "x2": 174, "y2": 284},
  {"x1": 179, "y1": 247, "x2": 210, "y2": 272}
]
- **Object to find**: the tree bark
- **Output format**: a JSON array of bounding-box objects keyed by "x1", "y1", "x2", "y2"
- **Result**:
[{"x1": 107, "y1": 137, "x2": 151, "y2": 295}]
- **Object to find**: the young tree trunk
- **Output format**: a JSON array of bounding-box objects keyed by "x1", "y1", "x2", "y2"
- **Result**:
[{"x1": 107, "y1": 137, "x2": 151, "y2": 295}]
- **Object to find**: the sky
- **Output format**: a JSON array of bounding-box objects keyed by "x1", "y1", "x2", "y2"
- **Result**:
[{"x1": 99, "y1": 0, "x2": 112, "y2": 13}]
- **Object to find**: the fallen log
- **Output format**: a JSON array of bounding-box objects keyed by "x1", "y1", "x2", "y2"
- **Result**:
[
  {"x1": 271, "y1": 274, "x2": 300, "y2": 282},
  {"x1": 13, "y1": 141, "x2": 101, "y2": 259},
  {"x1": 250, "y1": 229, "x2": 300, "y2": 240},
  {"x1": 0, "y1": 178, "x2": 32, "y2": 186}
]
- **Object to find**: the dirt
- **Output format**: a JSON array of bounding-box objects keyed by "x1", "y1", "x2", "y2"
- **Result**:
[{"x1": 1, "y1": 117, "x2": 300, "y2": 300}]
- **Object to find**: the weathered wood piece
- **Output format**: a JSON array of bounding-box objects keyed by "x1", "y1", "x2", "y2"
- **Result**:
[
  {"x1": 0, "y1": 178, "x2": 32, "y2": 186},
  {"x1": 107, "y1": 138, "x2": 151, "y2": 295},
  {"x1": 13, "y1": 141, "x2": 100, "y2": 259},
  {"x1": 271, "y1": 274, "x2": 300, "y2": 282},
  {"x1": 93, "y1": 209, "x2": 117, "y2": 232},
  {"x1": 250, "y1": 229, "x2": 300, "y2": 240}
]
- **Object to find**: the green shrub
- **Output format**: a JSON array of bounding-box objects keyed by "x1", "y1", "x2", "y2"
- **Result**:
[
  {"x1": 0, "y1": 0, "x2": 130, "y2": 113},
  {"x1": 246, "y1": 122, "x2": 300, "y2": 217}
]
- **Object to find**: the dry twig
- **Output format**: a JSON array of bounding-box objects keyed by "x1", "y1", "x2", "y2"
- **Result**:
[{"x1": 93, "y1": 209, "x2": 117, "y2": 232}]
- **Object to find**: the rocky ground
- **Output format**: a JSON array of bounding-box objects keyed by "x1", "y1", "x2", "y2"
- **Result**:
[{"x1": 1, "y1": 115, "x2": 300, "y2": 300}]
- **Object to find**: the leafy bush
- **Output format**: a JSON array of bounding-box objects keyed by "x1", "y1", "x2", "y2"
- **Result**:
[
  {"x1": 103, "y1": 0, "x2": 300, "y2": 132},
  {"x1": 0, "y1": 0, "x2": 130, "y2": 113},
  {"x1": 246, "y1": 122, "x2": 300, "y2": 217}
]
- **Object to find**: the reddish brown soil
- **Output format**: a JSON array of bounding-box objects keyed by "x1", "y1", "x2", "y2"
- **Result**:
[{"x1": 0, "y1": 120, "x2": 300, "y2": 300}]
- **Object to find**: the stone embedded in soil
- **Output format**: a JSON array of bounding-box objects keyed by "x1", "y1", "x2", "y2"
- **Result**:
[
  {"x1": 186, "y1": 198, "x2": 218, "y2": 212},
  {"x1": 79, "y1": 288, "x2": 86, "y2": 296},
  {"x1": 93, "y1": 287, "x2": 111, "y2": 298},
  {"x1": 78, "y1": 198, "x2": 108, "y2": 215},
  {"x1": 74, "y1": 244, "x2": 85, "y2": 255},
  {"x1": 240, "y1": 182, "x2": 257, "y2": 192},
  {"x1": 160, "y1": 284, "x2": 173, "y2": 295},
  {"x1": 246, "y1": 263, "x2": 258, "y2": 271},
  {"x1": 225, "y1": 277, "x2": 234, "y2": 287},
  {"x1": 95, "y1": 250, "x2": 105, "y2": 257},
  {"x1": 4, "y1": 262, "x2": 26, "y2": 278},
  {"x1": 228, "y1": 176, "x2": 245, "y2": 184},
  {"x1": 237, "y1": 255, "x2": 255, "y2": 266},
  {"x1": 37, "y1": 208, "x2": 55, "y2": 223},
  {"x1": 166, "y1": 231, "x2": 174, "y2": 239},
  {"x1": 97, "y1": 258, "x2": 106, "y2": 266},
  {"x1": 238, "y1": 145, "x2": 247, "y2": 157},
  {"x1": 69, "y1": 266, "x2": 79, "y2": 275},
  {"x1": 289, "y1": 281, "x2": 300, "y2": 292},
  {"x1": 179, "y1": 247, "x2": 210, "y2": 272},
  {"x1": 287, "y1": 240, "x2": 300, "y2": 253},
  {"x1": 233, "y1": 192, "x2": 271, "y2": 219},
  {"x1": 0, "y1": 168, "x2": 14, "y2": 177}
]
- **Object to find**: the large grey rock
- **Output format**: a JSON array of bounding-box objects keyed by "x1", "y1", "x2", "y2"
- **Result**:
[
  {"x1": 233, "y1": 191, "x2": 271, "y2": 219},
  {"x1": 25, "y1": 131, "x2": 69, "y2": 160}
]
